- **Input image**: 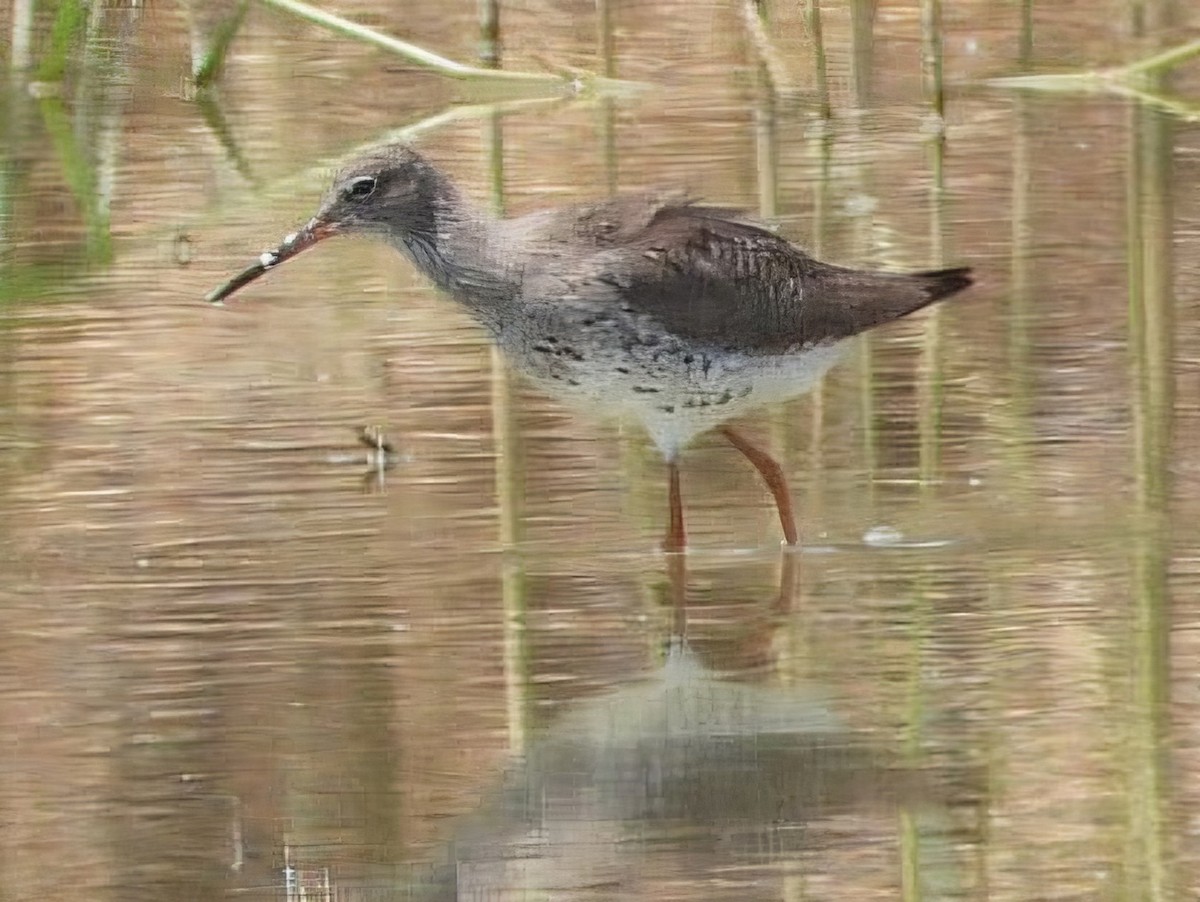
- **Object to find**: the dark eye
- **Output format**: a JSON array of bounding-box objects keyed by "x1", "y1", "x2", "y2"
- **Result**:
[{"x1": 344, "y1": 176, "x2": 377, "y2": 201}]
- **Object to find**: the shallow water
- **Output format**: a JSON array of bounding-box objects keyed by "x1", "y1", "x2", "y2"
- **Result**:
[{"x1": 1, "y1": 0, "x2": 1199, "y2": 899}]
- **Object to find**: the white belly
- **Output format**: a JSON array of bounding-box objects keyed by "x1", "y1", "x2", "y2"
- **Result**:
[{"x1": 514, "y1": 340, "x2": 849, "y2": 461}]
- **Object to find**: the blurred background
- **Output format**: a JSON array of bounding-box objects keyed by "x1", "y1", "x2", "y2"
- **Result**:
[{"x1": 0, "y1": 0, "x2": 1198, "y2": 898}]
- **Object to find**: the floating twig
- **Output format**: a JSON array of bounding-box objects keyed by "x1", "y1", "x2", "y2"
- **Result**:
[
  {"x1": 356, "y1": 425, "x2": 399, "y2": 493},
  {"x1": 356, "y1": 425, "x2": 397, "y2": 457}
]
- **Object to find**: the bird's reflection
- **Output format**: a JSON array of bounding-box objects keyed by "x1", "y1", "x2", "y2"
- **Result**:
[{"x1": 380, "y1": 553, "x2": 968, "y2": 901}]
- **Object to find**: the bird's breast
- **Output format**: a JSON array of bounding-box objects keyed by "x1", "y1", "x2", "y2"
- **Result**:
[{"x1": 498, "y1": 323, "x2": 848, "y2": 457}]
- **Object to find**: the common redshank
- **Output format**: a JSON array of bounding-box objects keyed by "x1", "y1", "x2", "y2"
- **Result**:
[{"x1": 207, "y1": 144, "x2": 972, "y2": 551}]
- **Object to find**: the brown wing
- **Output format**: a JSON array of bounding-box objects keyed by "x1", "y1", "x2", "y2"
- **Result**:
[
  {"x1": 518, "y1": 202, "x2": 972, "y2": 352},
  {"x1": 502, "y1": 193, "x2": 693, "y2": 248}
]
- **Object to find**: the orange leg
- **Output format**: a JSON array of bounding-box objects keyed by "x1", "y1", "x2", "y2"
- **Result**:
[
  {"x1": 663, "y1": 459, "x2": 687, "y2": 553},
  {"x1": 667, "y1": 549, "x2": 687, "y2": 636},
  {"x1": 719, "y1": 426, "x2": 799, "y2": 546}
]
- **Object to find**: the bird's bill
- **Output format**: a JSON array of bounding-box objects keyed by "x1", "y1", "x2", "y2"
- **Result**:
[{"x1": 205, "y1": 218, "x2": 338, "y2": 305}]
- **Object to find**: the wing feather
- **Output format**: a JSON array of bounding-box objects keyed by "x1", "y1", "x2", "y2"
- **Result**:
[{"x1": 508, "y1": 201, "x2": 970, "y2": 351}]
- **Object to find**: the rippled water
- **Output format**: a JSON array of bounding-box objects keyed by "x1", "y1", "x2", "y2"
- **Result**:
[{"x1": 1, "y1": 0, "x2": 1199, "y2": 899}]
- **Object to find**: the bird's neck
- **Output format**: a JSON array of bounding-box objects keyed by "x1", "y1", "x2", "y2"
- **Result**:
[{"x1": 392, "y1": 176, "x2": 517, "y2": 333}]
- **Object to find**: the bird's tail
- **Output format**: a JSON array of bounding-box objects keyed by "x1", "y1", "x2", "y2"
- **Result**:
[
  {"x1": 809, "y1": 263, "x2": 975, "y2": 340},
  {"x1": 912, "y1": 266, "x2": 974, "y2": 302}
]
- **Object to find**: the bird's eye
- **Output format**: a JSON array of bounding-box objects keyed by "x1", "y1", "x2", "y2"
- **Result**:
[{"x1": 344, "y1": 176, "x2": 377, "y2": 201}]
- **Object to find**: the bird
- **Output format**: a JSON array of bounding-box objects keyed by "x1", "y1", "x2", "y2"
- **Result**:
[{"x1": 207, "y1": 143, "x2": 972, "y2": 551}]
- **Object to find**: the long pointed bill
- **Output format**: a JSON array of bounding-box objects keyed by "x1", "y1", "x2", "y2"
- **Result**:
[{"x1": 205, "y1": 218, "x2": 338, "y2": 305}]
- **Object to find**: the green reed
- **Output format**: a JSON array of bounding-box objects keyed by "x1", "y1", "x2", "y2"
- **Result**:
[{"x1": 193, "y1": 0, "x2": 250, "y2": 88}]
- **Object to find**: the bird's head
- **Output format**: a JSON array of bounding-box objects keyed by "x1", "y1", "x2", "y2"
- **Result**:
[
  {"x1": 206, "y1": 144, "x2": 446, "y2": 304},
  {"x1": 311, "y1": 144, "x2": 444, "y2": 241}
]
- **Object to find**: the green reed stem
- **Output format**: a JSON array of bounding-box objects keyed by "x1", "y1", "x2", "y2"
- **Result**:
[
  {"x1": 259, "y1": 0, "x2": 584, "y2": 88},
  {"x1": 194, "y1": 0, "x2": 251, "y2": 88},
  {"x1": 805, "y1": 0, "x2": 830, "y2": 118},
  {"x1": 36, "y1": 0, "x2": 89, "y2": 82}
]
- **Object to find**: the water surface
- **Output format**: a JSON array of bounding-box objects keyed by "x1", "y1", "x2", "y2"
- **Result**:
[{"x1": 1, "y1": 1, "x2": 1199, "y2": 899}]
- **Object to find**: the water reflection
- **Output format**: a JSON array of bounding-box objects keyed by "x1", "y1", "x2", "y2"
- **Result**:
[{"x1": 279, "y1": 554, "x2": 973, "y2": 901}]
